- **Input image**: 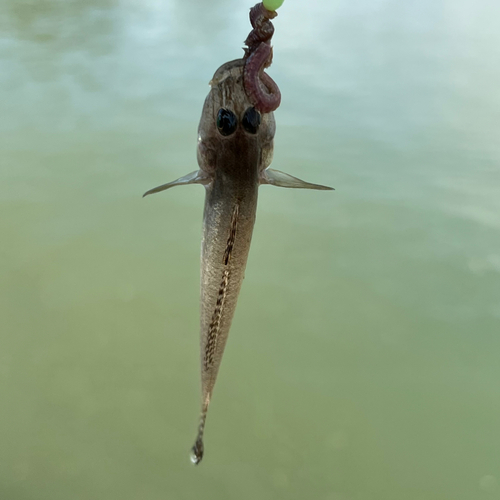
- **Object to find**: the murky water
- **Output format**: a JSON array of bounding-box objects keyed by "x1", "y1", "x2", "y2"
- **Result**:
[{"x1": 1, "y1": 1, "x2": 499, "y2": 499}]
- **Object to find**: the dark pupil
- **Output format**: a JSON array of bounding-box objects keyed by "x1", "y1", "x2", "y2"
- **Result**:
[
  {"x1": 217, "y1": 109, "x2": 237, "y2": 136},
  {"x1": 242, "y1": 107, "x2": 261, "y2": 134}
]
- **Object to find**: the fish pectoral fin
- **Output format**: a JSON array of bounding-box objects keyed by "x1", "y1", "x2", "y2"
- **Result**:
[
  {"x1": 143, "y1": 170, "x2": 209, "y2": 197},
  {"x1": 260, "y1": 168, "x2": 334, "y2": 190}
]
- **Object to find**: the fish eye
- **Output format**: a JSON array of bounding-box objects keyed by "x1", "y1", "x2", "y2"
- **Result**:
[
  {"x1": 216, "y1": 108, "x2": 237, "y2": 136},
  {"x1": 242, "y1": 107, "x2": 261, "y2": 134}
]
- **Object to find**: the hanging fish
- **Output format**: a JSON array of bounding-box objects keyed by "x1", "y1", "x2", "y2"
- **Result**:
[{"x1": 144, "y1": 2, "x2": 333, "y2": 464}]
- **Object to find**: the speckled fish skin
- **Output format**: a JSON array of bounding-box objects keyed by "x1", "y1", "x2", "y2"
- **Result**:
[
  {"x1": 143, "y1": 58, "x2": 332, "y2": 466},
  {"x1": 191, "y1": 58, "x2": 275, "y2": 463}
]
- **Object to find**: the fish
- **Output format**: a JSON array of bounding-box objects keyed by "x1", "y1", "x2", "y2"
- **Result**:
[{"x1": 143, "y1": 2, "x2": 333, "y2": 465}]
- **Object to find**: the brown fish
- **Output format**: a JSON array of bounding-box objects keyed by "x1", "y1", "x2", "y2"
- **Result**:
[{"x1": 144, "y1": 3, "x2": 332, "y2": 465}]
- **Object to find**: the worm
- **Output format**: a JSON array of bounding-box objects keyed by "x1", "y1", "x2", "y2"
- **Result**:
[{"x1": 243, "y1": 3, "x2": 281, "y2": 113}]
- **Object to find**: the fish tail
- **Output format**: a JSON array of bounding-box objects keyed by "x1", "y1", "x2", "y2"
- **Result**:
[{"x1": 190, "y1": 400, "x2": 209, "y2": 465}]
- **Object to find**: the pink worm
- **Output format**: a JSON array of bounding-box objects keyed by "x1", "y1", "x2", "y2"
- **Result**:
[
  {"x1": 243, "y1": 3, "x2": 281, "y2": 113},
  {"x1": 243, "y1": 43, "x2": 281, "y2": 113}
]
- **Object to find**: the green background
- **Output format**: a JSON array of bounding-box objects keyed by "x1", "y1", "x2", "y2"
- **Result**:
[{"x1": 1, "y1": 0, "x2": 499, "y2": 499}]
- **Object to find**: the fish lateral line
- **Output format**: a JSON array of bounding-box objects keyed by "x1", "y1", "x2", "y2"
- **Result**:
[
  {"x1": 204, "y1": 202, "x2": 240, "y2": 371},
  {"x1": 223, "y1": 203, "x2": 240, "y2": 265},
  {"x1": 204, "y1": 268, "x2": 230, "y2": 371}
]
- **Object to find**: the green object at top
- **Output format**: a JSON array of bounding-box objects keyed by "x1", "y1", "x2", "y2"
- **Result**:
[{"x1": 263, "y1": 0, "x2": 284, "y2": 11}]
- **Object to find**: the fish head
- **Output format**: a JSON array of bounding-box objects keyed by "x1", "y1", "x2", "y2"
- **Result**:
[{"x1": 197, "y1": 59, "x2": 276, "y2": 178}]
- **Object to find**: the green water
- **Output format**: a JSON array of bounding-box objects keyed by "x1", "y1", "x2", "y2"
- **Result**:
[{"x1": 1, "y1": 0, "x2": 499, "y2": 498}]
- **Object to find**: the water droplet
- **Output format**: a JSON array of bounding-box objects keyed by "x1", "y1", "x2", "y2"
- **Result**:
[
  {"x1": 189, "y1": 450, "x2": 200, "y2": 465},
  {"x1": 190, "y1": 438, "x2": 204, "y2": 465}
]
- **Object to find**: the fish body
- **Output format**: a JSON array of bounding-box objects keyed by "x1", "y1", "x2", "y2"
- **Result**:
[
  {"x1": 194, "y1": 59, "x2": 275, "y2": 463},
  {"x1": 143, "y1": 6, "x2": 332, "y2": 465}
]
